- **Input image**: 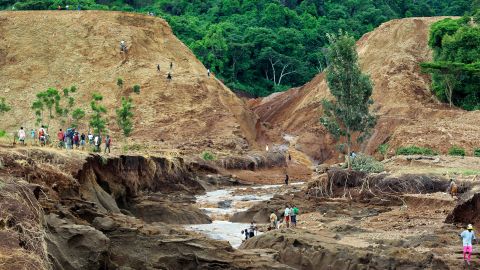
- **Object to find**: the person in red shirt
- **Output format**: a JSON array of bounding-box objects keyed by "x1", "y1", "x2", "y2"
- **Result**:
[{"x1": 57, "y1": 129, "x2": 65, "y2": 148}]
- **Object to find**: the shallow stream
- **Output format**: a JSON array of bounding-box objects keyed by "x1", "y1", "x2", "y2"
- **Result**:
[{"x1": 185, "y1": 183, "x2": 303, "y2": 248}]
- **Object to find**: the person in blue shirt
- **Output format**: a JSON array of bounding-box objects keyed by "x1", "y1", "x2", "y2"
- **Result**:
[{"x1": 460, "y1": 224, "x2": 477, "y2": 266}]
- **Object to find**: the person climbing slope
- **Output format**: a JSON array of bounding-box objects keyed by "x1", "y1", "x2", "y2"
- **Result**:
[
  {"x1": 460, "y1": 224, "x2": 477, "y2": 267},
  {"x1": 448, "y1": 178, "x2": 458, "y2": 198},
  {"x1": 120, "y1": 40, "x2": 127, "y2": 53}
]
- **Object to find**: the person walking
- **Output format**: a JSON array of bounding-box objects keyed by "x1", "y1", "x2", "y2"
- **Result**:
[
  {"x1": 269, "y1": 211, "x2": 278, "y2": 230},
  {"x1": 30, "y1": 129, "x2": 36, "y2": 145},
  {"x1": 57, "y1": 129, "x2": 65, "y2": 148},
  {"x1": 38, "y1": 126, "x2": 46, "y2": 146},
  {"x1": 460, "y1": 224, "x2": 477, "y2": 267},
  {"x1": 448, "y1": 179, "x2": 458, "y2": 198},
  {"x1": 73, "y1": 132, "x2": 80, "y2": 149},
  {"x1": 170, "y1": 62, "x2": 173, "y2": 70},
  {"x1": 104, "y1": 135, "x2": 111, "y2": 154},
  {"x1": 284, "y1": 205, "x2": 291, "y2": 228},
  {"x1": 88, "y1": 133, "x2": 94, "y2": 146},
  {"x1": 284, "y1": 174, "x2": 289, "y2": 185},
  {"x1": 18, "y1": 127, "x2": 26, "y2": 146},
  {"x1": 207, "y1": 68, "x2": 210, "y2": 77},
  {"x1": 80, "y1": 133, "x2": 86, "y2": 150},
  {"x1": 157, "y1": 64, "x2": 160, "y2": 72},
  {"x1": 167, "y1": 72, "x2": 172, "y2": 81},
  {"x1": 291, "y1": 205, "x2": 299, "y2": 228}
]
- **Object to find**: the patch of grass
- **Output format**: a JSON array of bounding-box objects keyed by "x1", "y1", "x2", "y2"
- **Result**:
[
  {"x1": 396, "y1": 146, "x2": 437, "y2": 156},
  {"x1": 0, "y1": 130, "x2": 6, "y2": 137},
  {"x1": 378, "y1": 143, "x2": 389, "y2": 156},
  {"x1": 122, "y1": 144, "x2": 145, "y2": 152},
  {"x1": 474, "y1": 148, "x2": 480, "y2": 157},
  {"x1": 448, "y1": 146, "x2": 465, "y2": 157},
  {"x1": 201, "y1": 151, "x2": 216, "y2": 161}
]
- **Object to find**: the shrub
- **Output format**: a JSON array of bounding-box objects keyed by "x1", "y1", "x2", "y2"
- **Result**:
[
  {"x1": 201, "y1": 151, "x2": 216, "y2": 161},
  {"x1": 396, "y1": 146, "x2": 437, "y2": 156},
  {"x1": 474, "y1": 148, "x2": 480, "y2": 157},
  {"x1": 117, "y1": 78, "x2": 123, "y2": 88},
  {"x1": 378, "y1": 144, "x2": 389, "y2": 156},
  {"x1": 448, "y1": 146, "x2": 465, "y2": 157},
  {"x1": 133, "y1": 84, "x2": 141, "y2": 94},
  {"x1": 343, "y1": 154, "x2": 384, "y2": 173},
  {"x1": 0, "y1": 130, "x2": 6, "y2": 137}
]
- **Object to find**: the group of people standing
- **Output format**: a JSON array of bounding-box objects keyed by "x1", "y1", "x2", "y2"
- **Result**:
[
  {"x1": 269, "y1": 205, "x2": 299, "y2": 230},
  {"x1": 16, "y1": 126, "x2": 112, "y2": 154}
]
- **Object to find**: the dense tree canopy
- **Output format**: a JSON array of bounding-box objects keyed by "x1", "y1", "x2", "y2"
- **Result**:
[
  {"x1": 2, "y1": 0, "x2": 475, "y2": 96},
  {"x1": 422, "y1": 15, "x2": 480, "y2": 110}
]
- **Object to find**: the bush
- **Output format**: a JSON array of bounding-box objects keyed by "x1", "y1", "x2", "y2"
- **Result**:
[
  {"x1": 201, "y1": 151, "x2": 216, "y2": 161},
  {"x1": 474, "y1": 149, "x2": 480, "y2": 157},
  {"x1": 378, "y1": 144, "x2": 389, "y2": 156},
  {"x1": 0, "y1": 130, "x2": 6, "y2": 137},
  {"x1": 396, "y1": 146, "x2": 437, "y2": 156},
  {"x1": 117, "y1": 78, "x2": 123, "y2": 88},
  {"x1": 343, "y1": 154, "x2": 384, "y2": 173},
  {"x1": 448, "y1": 146, "x2": 465, "y2": 156},
  {"x1": 133, "y1": 84, "x2": 141, "y2": 94}
]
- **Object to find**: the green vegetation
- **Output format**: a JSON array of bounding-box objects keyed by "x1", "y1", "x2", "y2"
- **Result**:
[
  {"x1": 133, "y1": 84, "x2": 141, "y2": 94},
  {"x1": 344, "y1": 154, "x2": 384, "y2": 173},
  {"x1": 396, "y1": 146, "x2": 437, "y2": 156},
  {"x1": 201, "y1": 151, "x2": 215, "y2": 161},
  {"x1": 116, "y1": 97, "x2": 134, "y2": 137},
  {"x1": 0, "y1": 130, "x2": 7, "y2": 137},
  {"x1": 378, "y1": 143, "x2": 389, "y2": 157},
  {"x1": 320, "y1": 32, "x2": 376, "y2": 169},
  {"x1": 474, "y1": 148, "x2": 480, "y2": 157},
  {"x1": 122, "y1": 143, "x2": 145, "y2": 153},
  {"x1": 0, "y1": 97, "x2": 10, "y2": 115},
  {"x1": 89, "y1": 93, "x2": 108, "y2": 135},
  {"x1": 422, "y1": 14, "x2": 480, "y2": 110},
  {"x1": 117, "y1": 78, "x2": 123, "y2": 88},
  {"x1": 3, "y1": 1, "x2": 474, "y2": 97},
  {"x1": 31, "y1": 88, "x2": 60, "y2": 126},
  {"x1": 71, "y1": 108, "x2": 85, "y2": 128},
  {"x1": 448, "y1": 146, "x2": 466, "y2": 157}
]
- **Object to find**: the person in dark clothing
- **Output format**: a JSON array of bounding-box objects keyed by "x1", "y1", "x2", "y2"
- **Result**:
[
  {"x1": 170, "y1": 62, "x2": 173, "y2": 70},
  {"x1": 167, "y1": 72, "x2": 172, "y2": 80},
  {"x1": 157, "y1": 64, "x2": 160, "y2": 72},
  {"x1": 285, "y1": 174, "x2": 289, "y2": 185},
  {"x1": 104, "y1": 135, "x2": 111, "y2": 154}
]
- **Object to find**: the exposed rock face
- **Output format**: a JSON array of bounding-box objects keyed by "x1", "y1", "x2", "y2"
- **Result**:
[
  {"x1": 45, "y1": 214, "x2": 110, "y2": 270},
  {"x1": 241, "y1": 230, "x2": 448, "y2": 270},
  {"x1": 446, "y1": 188, "x2": 480, "y2": 227}
]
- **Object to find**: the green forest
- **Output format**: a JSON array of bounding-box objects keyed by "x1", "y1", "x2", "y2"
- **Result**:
[
  {"x1": 422, "y1": 13, "x2": 480, "y2": 110},
  {"x1": 1, "y1": 0, "x2": 478, "y2": 97}
]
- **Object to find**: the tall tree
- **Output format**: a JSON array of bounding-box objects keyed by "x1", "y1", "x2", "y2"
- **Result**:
[
  {"x1": 116, "y1": 97, "x2": 134, "y2": 137},
  {"x1": 32, "y1": 88, "x2": 60, "y2": 128},
  {"x1": 89, "y1": 93, "x2": 108, "y2": 135},
  {"x1": 320, "y1": 32, "x2": 376, "y2": 169}
]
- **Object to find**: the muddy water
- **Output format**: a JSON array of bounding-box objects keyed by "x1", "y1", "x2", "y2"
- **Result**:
[{"x1": 185, "y1": 183, "x2": 303, "y2": 248}]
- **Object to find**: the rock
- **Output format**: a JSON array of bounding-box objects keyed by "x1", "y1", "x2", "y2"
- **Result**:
[
  {"x1": 45, "y1": 214, "x2": 110, "y2": 270},
  {"x1": 92, "y1": 216, "x2": 117, "y2": 231},
  {"x1": 218, "y1": 199, "x2": 233, "y2": 209}
]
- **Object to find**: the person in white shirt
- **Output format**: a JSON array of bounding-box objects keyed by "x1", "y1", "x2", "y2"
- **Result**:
[
  {"x1": 18, "y1": 127, "x2": 26, "y2": 145},
  {"x1": 284, "y1": 205, "x2": 291, "y2": 228}
]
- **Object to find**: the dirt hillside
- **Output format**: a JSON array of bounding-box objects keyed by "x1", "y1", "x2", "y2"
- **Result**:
[
  {"x1": 0, "y1": 11, "x2": 259, "y2": 153},
  {"x1": 249, "y1": 17, "x2": 480, "y2": 163}
]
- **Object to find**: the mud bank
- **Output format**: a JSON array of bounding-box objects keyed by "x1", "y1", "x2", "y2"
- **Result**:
[{"x1": 0, "y1": 148, "x2": 292, "y2": 269}]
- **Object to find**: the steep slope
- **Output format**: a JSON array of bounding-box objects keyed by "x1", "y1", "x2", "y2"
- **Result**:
[
  {"x1": 250, "y1": 17, "x2": 480, "y2": 162},
  {"x1": 0, "y1": 11, "x2": 258, "y2": 152}
]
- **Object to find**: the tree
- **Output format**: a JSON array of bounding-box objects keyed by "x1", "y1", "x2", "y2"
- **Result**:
[
  {"x1": 89, "y1": 93, "x2": 108, "y2": 135},
  {"x1": 116, "y1": 97, "x2": 134, "y2": 137},
  {"x1": 320, "y1": 32, "x2": 376, "y2": 169},
  {"x1": 0, "y1": 97, "x2": 10, "y2": 115},
  {"x1": 32, "y1": 88, "x2": 60, "y2": 128},
  {"x1": 72, "y1": 108, "x2": 86, "y2": 128},
  {"x1": 132, "y1": 84, "x2": 140, "y2": 94}
]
